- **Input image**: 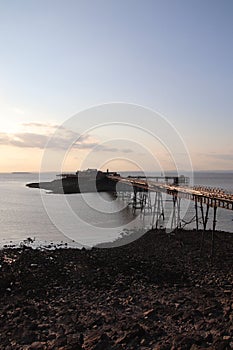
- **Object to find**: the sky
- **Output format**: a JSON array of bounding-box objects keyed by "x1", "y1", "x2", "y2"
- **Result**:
[{"x1": 0, "y1": 0, "x2": 233, "y2": 172}]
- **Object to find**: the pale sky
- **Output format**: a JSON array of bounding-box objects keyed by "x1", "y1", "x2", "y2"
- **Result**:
[{"x1": 0, "y1": 0, "x2": 233, "y2": 172}]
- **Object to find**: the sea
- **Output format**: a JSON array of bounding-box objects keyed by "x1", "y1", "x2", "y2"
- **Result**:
[{"x1": 0, "y1": 171, "x2": 233, "y2": 249}]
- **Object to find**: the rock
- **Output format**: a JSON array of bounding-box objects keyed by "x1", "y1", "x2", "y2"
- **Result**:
[
  {"x1": 116, "y1": 323, "x2": 148, "y2": 346},
  {"x1": 66, "y1": 333, "x2": 83, "y2": 348},
  {"x1": 20, "y1": 331, "x2": 37, "y2": 345},
  {"x1": 213, "y1": 338, "x2": 231, "y2": 350},
  {"x1": 172, "y1": 336, "x2": 200, "y2": 350},
  {"x1": 143, "y1": 308, "x2": 159, "y2": 320},
  {"x1": 92, "y1": 333, "x2": 111, "y2": 350},
  {"x1": 190, "y1": 346, "x2": 212, "y2": 350},
  {"x1": 53, "y1": 335, "x2": 67, "y2": 347},
  {"x1": 29, "y1": 341, "x2": 46, "y2": 349}
]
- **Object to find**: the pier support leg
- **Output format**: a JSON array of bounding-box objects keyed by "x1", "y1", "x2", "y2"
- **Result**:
[
  {"x1": 131, "y1": 187, "x2": 148, "y2": 213},
  {"x1": 161, "y1": 195, "x2": 165, "y2": 221},
  {"x1": 156, "y1": 193, "x2": 161, "y2": 229},
  {"x1": 142, "y1": 191, "x2": 152, "y2": 215},
  {"x1": 170, "y1": 194, "x2": 181, "y2": 231},
  {"x1": 177, "y1": 197, "x2": 181, "y2": 229},
  {"x1": 195, "y1": 199, "x2": 199, "y2": 231},
  {"x1": 133, "y1": 187, "x2": 137, "y2": 213},
  {"x1": 200, "y1": 203, "x2": 209, "y2": 254},
  {"x1": 140, "y1": 192, "x2": 148, "y2": 212},
  {"x1": 151, "y1": 192, "x2": 164, "y2": 229},
  {"x1": 151, "y1": 192, "x2": 158, "y2": 229},
  {"x1": 211, "y1": 206, "x2": 217, "y2": 258},
  {"x1": 171, "y1": 196, "x2": 177, "y2": 230}
]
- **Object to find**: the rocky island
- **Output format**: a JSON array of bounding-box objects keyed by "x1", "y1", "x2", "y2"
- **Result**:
[{"x1": 26, "y1": 169, "x2": 119, "y2": 194}]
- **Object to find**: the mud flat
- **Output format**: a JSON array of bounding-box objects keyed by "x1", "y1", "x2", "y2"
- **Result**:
[{"x1": 0, "y1": 229, "x2": 232, "y2": 349}]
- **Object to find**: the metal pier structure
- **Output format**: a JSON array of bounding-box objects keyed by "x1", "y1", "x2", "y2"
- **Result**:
[{"x1": 107, "y1": 174, "x2": 233, "y2": 255}]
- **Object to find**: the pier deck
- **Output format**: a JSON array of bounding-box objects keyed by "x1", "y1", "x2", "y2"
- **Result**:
[{"x1": 108, "y1": 175, "x2": 233, "y2": 211}]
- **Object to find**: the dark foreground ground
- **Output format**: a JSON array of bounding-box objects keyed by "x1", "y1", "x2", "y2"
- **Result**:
[{"x1": 0, "y1": 229, "x2": 232, "y2": 350}]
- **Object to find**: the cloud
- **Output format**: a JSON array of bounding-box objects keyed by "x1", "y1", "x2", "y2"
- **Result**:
[
  {"x1": 1, "y1": 130, "x2": 92, "y2": 150},
  {"x1": 0, "y1": 123, "x2": 91, "y2": 149},
  {"x1": 0, "y1": 123, "x2": 134, "y2": 154},
  {"x1": 0, "y1": 133, "x2": 10, "y2": 145},
  {"x1": 208, "y1": 153, "x2": 233, "y2": 161},
  {"x1": 121, "y1": 148, "x2": 133, "y2": 153},
  {"x1": 22, "y1": 122, "x2": 59, "y2": 128},
  {"x1": 10, "y1": 133, "x2": 49, "y2": 148},
  {"x1": 88, "y1": 145, "x2": 133, "y2": 153}
]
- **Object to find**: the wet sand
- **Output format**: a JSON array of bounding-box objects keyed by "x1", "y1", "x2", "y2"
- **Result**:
[{"x1": 0, "y1": 229, "x2": 232, "y2": 349}]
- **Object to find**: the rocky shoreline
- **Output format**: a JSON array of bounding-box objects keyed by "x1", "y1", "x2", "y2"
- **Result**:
[{"x1": 0, "y1": 229, "x2": 232, "y2": 350}]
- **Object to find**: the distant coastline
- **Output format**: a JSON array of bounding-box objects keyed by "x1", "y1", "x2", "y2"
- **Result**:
[{"x1": 11, "y1": 172, "x2": 31, "y2": 174}]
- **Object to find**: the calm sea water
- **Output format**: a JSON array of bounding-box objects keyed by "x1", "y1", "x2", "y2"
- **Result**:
[{"x1": 0, "y1": 172, "x2": 232, "y2": 248}]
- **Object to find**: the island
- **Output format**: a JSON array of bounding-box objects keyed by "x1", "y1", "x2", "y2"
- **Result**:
[{"x1": 26, "y1": 169, "x2": 119, "y2": 194}]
